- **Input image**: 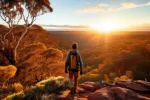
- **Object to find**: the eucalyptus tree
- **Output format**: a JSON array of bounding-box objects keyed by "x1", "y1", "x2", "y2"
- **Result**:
[{"x1": 0, "y1": 0, "x2": 53, "y2": 65}]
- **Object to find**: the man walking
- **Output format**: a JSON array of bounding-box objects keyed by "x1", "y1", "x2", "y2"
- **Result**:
[{"x1": 65, "y1": 43, "x2": 83, "y2": 94}]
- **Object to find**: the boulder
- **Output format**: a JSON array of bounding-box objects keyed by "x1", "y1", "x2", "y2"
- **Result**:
[
  {"x1": 88, "y1": 87, "x2": 150, "y2": 100},
  {"x1": 79, "y1": 81, "x2": 102, "y2": 92},
  {"x1": 116, "y1": 81, "x2": 150, "y2": 92},
  {"x1": 135, "y1": 80, "x2": 150, "y2": 88}
]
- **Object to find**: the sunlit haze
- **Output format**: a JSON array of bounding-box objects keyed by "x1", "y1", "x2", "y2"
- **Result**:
[{"x1": 90, "y1": 19, "x2": 127, "y2": 32}]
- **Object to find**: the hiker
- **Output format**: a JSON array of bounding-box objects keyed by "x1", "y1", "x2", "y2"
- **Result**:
[{"x1": 65, "y1": 43, "x2": 83, "y2": 94}]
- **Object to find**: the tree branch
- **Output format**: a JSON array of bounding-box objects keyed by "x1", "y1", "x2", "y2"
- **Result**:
[
  {"x1": 4, "y1": 28, "x2": 12, "y2": 40},
  {"x1": 0, "y1": 12, "x2": 6, "y2": 22}
]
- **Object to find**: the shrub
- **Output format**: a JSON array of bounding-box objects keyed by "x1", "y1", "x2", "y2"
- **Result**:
[
  {"x1": 0, "y1": 65, "x2": 17, "y2": 83},
  {"x1": 41, "y1": 48, "x2": 63, "y2": 63},
  {"x1": 3, "y1": 91, "x2": 24, "y2": 100},
  {"x1": 12, "y1": 83, "x2": 24, "y2": 93},
  {"x1": 119, "y1": 75, "x2": 129, "y2": 81},
  {"x1": 104, "y1": 74, "x2": 110, "y2": 84},
  {"x1": 19, "y1": 42, "x2": 47, "y2": 56},
  {"x1": 41, "y1": 94, "x2": 55, "y2": 100},
  {"x1": 109, "y1": 72, "x2": 117, "y2": 84},
  {"x1": 125, "y1": 71, "x2": 133, "y2": 79},
  {"x1": 26, "y1": 76, "x2": 73, "y2": 94},
  {"x1": 79, "y1": 74, "x2": 103, "y2": 83}
]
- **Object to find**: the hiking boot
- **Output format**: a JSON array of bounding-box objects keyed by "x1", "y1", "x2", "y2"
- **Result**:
[{"x1": 74, "y1": 88, "x2": 77, "y2": 94}]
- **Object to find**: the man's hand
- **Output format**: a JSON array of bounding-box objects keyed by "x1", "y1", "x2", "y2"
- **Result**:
[
  {"x1": 80, "y1": 71, "x2": 83, "y2": 75},
  {"x1": 65, "y1": 69, "x2": 68, "y2": 74}
]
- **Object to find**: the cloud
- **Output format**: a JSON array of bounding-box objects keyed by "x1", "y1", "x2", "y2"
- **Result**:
[
  {"x1": 77, "y1": 3, "x2": 109, "y2": 13},
  {"x1": 77, "y1": 2, "x2": 150, "y2": 13},
  {"x1": 42, "y1": 25, "x2": 90, "y2": 31},
  {"x1": 121, "y1": 2, "x2": 138, "y2": 8},
  {"x1": 42, "y1": 25, "x2": 89, "y2": 28},
  {"x1": 120, "y1": 2, "x2": 150, "y2": 9}
]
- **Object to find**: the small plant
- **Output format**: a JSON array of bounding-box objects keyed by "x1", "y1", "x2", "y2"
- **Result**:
[
  {"x1": 79, "y1": 74, "x2": 103, "y2": 83},
  {"x1": 125, "y1": 71, "x2": 133, "y2": 79},
  {"x1": 3, "y1": 91, "x2": 24, "y2": 100},
  {"x1": 12, "y1": 83, "x2": 23, "y2": 93},
  {"x1": 0, "y1": 65, "x2": 17, "y2": 88}
]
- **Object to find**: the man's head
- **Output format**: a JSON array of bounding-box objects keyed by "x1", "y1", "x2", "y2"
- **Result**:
[{"x1": 72, "y1": 43, "x2": 78, "y2": 50}]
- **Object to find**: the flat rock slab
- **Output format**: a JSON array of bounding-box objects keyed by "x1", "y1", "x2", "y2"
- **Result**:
[
  {"x1": 88, "y1": 87, "x2": 150, "y2": 100},
  {"x1": 116, "y1": 81, "x2": 150, "y2": 92}
]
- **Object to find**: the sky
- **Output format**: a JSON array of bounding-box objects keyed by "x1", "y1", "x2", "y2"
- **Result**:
[{"x1": 1, "y1": 0, "x2": 150, "y2": 31}]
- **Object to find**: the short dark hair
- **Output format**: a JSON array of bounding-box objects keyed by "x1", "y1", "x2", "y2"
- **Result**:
[{"x1": 72, "y1": 43, "x2": 78, "y2": 49}]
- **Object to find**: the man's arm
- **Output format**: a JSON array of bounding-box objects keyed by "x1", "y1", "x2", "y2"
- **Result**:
[
  {"x1": 65, "y1": 53, "x2": 70, "y2": 73},
  {"x1": 79, "y1": 54, "x2": 83, "y2": 75}
]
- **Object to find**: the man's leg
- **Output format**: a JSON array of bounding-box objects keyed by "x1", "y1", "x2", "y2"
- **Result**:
[
  {"x1": 69, "y1": 71, "x2": 74, "y2": 94},
  {"x1": 74, "y1": 72, "x2": 78, "y2": 93},
  {"x1": 69, "y1": 71, "x2": 73, "y2": 80}
]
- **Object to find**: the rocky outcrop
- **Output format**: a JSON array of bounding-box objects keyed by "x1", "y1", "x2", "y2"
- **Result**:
[
  {"x1": 46, "y1": 80, "x2": 150, "y2": 100},
  {"x1": 79, "y1": 81, "x2": 102, "y2": 92},
  {"x1": 40, "y1": 80, "x2": 150, "y2": 100},
  {"x1": 116, "y1": 80, "x2": 150, "y2": 93},
  {"x1": 2, "y1": 78, "x2": 150, "y2": 100},
  {"x1": 88, "y1": 87, "x2": 150, "y2": 100}
]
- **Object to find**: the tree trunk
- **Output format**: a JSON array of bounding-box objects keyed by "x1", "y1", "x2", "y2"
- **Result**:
[{"x1": 14, "y1": 26, "x2": 28, "y2": 62}]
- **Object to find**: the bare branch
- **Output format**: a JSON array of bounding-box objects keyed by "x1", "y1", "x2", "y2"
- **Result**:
[
  {"x1": 30, "y1": 16, "x2": 36, "y2": 26},
  {"x1": 0, "y1": 12, "x2": 6, "y2": 22},
  {"x1": 22, "y1": 14, "x2": 26, "y2": 24},
  {"x1": 4, "y1": 28, "x2": 12, "y2": 39},
  {"x1": 17, "y1": 15, "x2": 22, "y2": 25}
]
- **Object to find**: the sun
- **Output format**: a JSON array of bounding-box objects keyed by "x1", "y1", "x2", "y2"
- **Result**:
[{"x1": 90, "y1": 20, "x2": 126, "y2": 32}]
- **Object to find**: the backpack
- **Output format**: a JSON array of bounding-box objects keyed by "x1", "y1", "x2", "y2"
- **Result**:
[{"x1": 69, "y1": 51, "x2": 78, "y2": 71}]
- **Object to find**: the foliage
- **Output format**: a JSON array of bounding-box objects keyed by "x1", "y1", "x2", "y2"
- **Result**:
[
  {"x1": 32, "y1": 24, "x2": 44, "y2": 30},
  {"x1": 0, "y1": 65, "x2": 17, "y2": 83},
  {"x1": 17, "y1": 42, "x2": 64, "y2": 85},
  {"x1": 79, "y1": 71, "x2": 103, "y2": 83},
  {"x1": 19, "y1": 42, "x2": 47, "y2": 56},
  {"x1": 3, "y1": 91, "x2": 24, "y2": 100},
  {"x1": 2, "y1": 76, "x2": 73, "y2": 100},
  {"x1": 12, "y1": 83, "x2": 24, "y2": 93},
  {"x1": 23, "y1": 76, "x2": 73, "y2": 99},
  {"x1": 41, "y1": 48, "x2": 63, "y2": 62},
  {"x1": 103, "y1": 71, "x2": 133, "y2": 84},
  {"x1": 133, "y1": 60, "x2": 150, "y2": 81},
  {"x1": 35, "y1": 76, "x2": 73, "y2": 93},
  {"x1": 125, "y1": 71, "x2": 133, "y2": 79}
]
